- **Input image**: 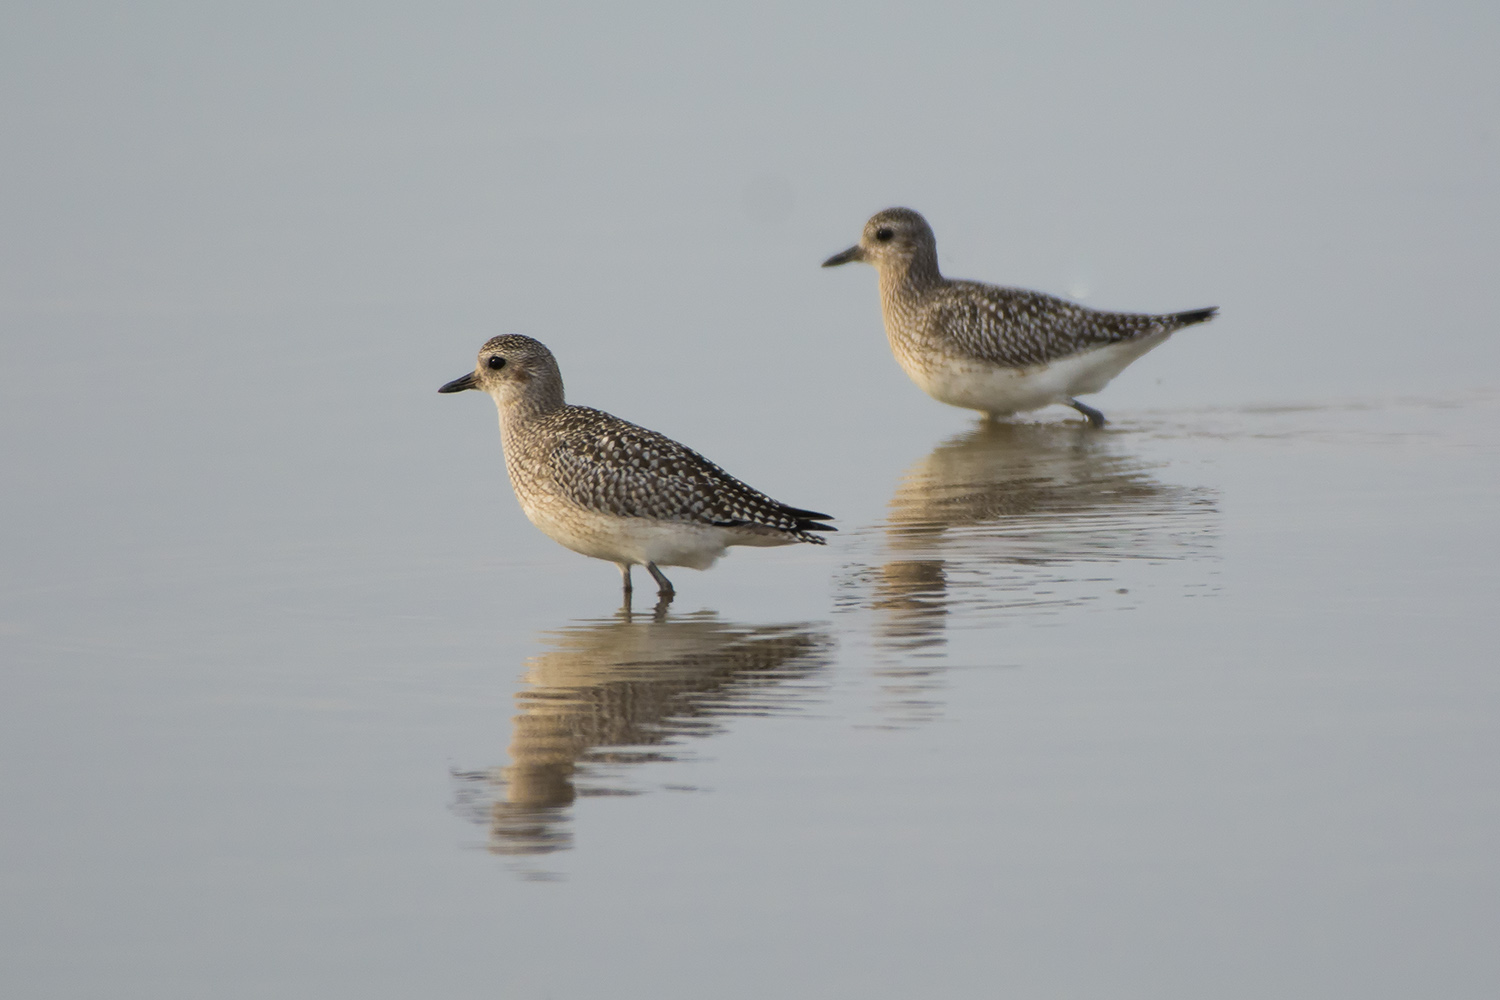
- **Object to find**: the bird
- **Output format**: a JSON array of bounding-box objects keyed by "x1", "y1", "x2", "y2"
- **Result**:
[
  {"x1": 439, "y1": 335, "x2": 834, "y2": 600},
  {"x1": 822, "y1": 207, "x2": 1217, "y2": 427}
]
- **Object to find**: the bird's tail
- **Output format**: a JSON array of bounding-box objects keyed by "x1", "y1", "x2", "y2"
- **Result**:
[
  {"x1": 786, "y1": 506, "x2": 836, "y2": 543},
  {"x1": 1171, "y1": 307, "x2": 1218, "y2": 327}
]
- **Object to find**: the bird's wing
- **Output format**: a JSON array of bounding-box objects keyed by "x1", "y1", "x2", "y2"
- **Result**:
[
  {"x1": 548, "y1": 409, "x2": 831, "y2": 534},
  {"x1": 933, "y1": 283, "x2": 1174, "y2": 368}
]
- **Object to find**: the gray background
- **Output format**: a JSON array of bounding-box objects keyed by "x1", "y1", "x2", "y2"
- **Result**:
[{"x1": 3, "y1": 3, "x2": 1497, "y2": 998}]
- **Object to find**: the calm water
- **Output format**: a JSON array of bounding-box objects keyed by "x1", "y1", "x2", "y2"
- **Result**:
[{"x1": 4, "y1": 5, "x2": 1499, "y2": 998}]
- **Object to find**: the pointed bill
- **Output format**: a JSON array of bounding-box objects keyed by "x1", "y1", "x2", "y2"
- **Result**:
[
  {"x1": 821, "y1": 245, "x2": 866, "y2": 267},
  {"x1": 438, "y1": 371, "x2": 480, "y2": 393}
]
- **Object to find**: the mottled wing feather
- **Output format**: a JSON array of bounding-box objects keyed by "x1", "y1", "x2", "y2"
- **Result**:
[
  {"x1": 547, "y1": 408, "x2": 831, "y2": 540},
  {"x1": 933, "y1": 282, "x2": 1185, "y2": 368}
]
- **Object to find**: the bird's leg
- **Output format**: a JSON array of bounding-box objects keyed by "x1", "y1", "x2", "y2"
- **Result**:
[
  {"x1": 646, "y1": 561, "x2": 676, "y2": 599},
  {"x1": 1066, "y1": 397, "x2": 1107, "y2": 428},
  {"x1": 618, "y1": 563, "x2": 633, "y2": 598}
]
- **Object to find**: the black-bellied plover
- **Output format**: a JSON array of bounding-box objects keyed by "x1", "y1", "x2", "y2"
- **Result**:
[
  {"x1": 822, "y1": 207, "x2": 1217, "y2": 427},
  {"x1": 439, "y1": 335, "x2": 834, "y2": 599}
]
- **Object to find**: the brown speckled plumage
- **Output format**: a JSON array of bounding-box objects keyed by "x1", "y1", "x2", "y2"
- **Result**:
[
  {"x1": 439, "y1": 335, "x2": 832, "y2": 598},
  {"x1": 913, "y1": 281, "x2": 1213, "y2": 369},
  {"x1": 512, "y1": 404, "x2": 830, "y2": 541},
  {"x1": 823, "y1": 207, "x2": 1216, "y2": 425}
]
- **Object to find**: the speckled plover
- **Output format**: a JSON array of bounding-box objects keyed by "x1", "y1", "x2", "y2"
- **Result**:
[
  {"x1": 440, "y1": 335, "x2": 833, "y2": 598},
  {"x1": 823, "y1": 207, "x2": 1216, "y2": 427}
]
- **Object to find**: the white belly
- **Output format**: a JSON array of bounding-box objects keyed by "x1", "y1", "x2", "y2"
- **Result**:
[
  {"x1": 902, "y1": 332, "x2": 1172, "y2": 416},
  {"x1": 520, "y1": 500, "x2": 791, "y2": 570}
]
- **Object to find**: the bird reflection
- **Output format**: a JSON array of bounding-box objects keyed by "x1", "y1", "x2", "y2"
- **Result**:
[
  {"x1": 863, "y1": 420, "x2": 1218, "y2": 657},
  {"x1": 453, "y1": 610, "x2": 832, "y2": 858}
]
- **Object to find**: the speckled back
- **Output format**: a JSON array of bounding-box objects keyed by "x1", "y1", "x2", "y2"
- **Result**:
[
  {"x1": 505, "y1": 405, "x2": 830, "y2": 542},
  {"x1": 903, "y1": 281, "x2": 1204, "y2": 369}
]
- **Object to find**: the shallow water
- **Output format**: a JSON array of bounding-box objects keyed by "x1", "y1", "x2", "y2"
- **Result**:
[
  {"x1": 5, "y1": 5, "x2": 1500, "y2": 998},
  {"x1": 5, "y1": 372, "x2": 1498, "y2": 996}
]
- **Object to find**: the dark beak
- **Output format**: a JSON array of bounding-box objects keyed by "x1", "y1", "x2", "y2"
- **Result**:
[
  {"x1": 821, "y1": 244, "x2": 865, "y2": 267},
  {"x1": 438, "y1": 371, "x2": 479, "y2": 393}
]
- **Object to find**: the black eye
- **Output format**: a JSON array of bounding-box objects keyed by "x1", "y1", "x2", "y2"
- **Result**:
[
  {"x1": 875, "y1": 227, "x2": 894, "y2": 242},
  {"x1": 486, "y1": 355, "x2": 506, "y2": 370}
]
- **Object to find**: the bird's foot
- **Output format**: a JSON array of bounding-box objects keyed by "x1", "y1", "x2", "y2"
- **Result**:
[
  {"x1": 1066, "y1": 398, "x2": 1107, "y2": 428},
  {"x1": 646, "y1": 561, "x2": 676, "y2": 600}
]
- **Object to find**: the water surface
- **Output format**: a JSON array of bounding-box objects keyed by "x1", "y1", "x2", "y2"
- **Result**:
[{"x1": 3, "y1": 4, "x2": 1498, "y2": 998}]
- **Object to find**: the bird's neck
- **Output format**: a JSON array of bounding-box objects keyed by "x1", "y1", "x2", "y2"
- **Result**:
[
  {"x1": 496, "y1": 380, "x2": 566, "y2": 438},
  {"x1": 878, "y1": 251, "x2": 943, "y2": 304},
  {"x1": 878, "y1": 252, "x2": 942, "y2": 337}
]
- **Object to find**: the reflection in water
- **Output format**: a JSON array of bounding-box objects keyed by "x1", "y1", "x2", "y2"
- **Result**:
[
  {"x1": 453, "y1": 611, "x2": 832, "y2": 859},
  {"x1": 849, "y1": 420, "x2": 1219, "y2": 663}
]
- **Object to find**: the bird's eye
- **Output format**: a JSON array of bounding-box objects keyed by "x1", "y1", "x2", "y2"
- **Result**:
[
  {"x1": 874, "y1": 227, "x2": 894, "y2": 242},
  {"x1": 487, "y1": 356, "x2": 507, "y2": 370}
]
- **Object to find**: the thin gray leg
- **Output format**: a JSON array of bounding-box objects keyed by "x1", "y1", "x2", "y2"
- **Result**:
[
  {"x1": 1066, "y1": 397, "x2": 1107, "y2": 428},
  {"x1": 617, "y1": 563, "x2": 633, "y2": 597},
  {"x1": 646, "y1": 561, "x2": 675, "y2": 598}
]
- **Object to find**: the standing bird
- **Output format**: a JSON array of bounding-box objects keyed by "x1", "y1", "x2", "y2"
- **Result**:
[
  {"x1": 822, "y1": 207, "x2": 1217, "y2": 427},
  {"x1": 439, "y1": 335, "x2": 834, "y2": 599}
]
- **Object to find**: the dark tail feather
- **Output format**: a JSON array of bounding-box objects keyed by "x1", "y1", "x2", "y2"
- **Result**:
[
  {"x1": 785, "y1": 506, "x2": 836, "y2": 534},
  {"x1": 786, "y1": 506, "x2": 832, "y2": 521},
  {"x1": 1171, "y1": 306, "x2": 1218, "y2": 327}
]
